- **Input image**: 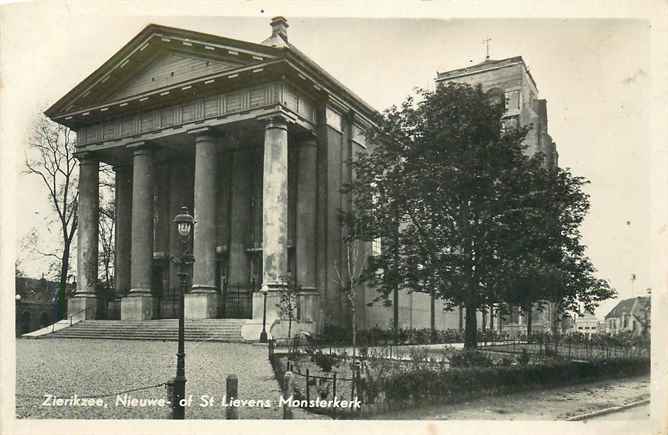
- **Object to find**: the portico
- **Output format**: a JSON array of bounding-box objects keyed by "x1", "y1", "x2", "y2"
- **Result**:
[{"x1": 45, "y1": 18, "x2": 377, "y2": 335}]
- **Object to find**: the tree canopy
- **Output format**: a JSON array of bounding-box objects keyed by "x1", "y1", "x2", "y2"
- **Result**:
[{"x1": 343, "y1": 82, "x2": 614, "y2": 348}]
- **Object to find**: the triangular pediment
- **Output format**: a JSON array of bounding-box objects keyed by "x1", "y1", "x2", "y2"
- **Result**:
[
  {"x1": 46, "y1": 24, "x2": 282, "y2": 119},
  {"x1": 106, "y1": 50, "x2": 244, "y2": 101}
]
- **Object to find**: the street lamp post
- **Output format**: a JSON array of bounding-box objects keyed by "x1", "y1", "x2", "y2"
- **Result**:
[
  {"x1": 172, "y1": 206, "x2": 194, "y2": 420},
  {"x1": 259, "y1": 284, "x2": 269, "y2": 343}
]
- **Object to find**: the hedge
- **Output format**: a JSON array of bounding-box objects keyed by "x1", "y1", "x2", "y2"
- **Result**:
[{"x1": 373, "y1": 357, "x2": 650, "y2": 408}]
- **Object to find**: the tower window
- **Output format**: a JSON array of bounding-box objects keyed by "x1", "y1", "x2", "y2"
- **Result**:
[{"x1": 504, "y1": 90, "x2": 520, "y2": 111}]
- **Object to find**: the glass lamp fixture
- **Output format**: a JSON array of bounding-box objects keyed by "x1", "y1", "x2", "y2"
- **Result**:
[{"x1": 173, "y1": 206, "x2": 194, "y2": 238}]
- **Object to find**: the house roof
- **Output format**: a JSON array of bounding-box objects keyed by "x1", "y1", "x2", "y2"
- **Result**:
[
  {"x1": 605, "y1": 296, "x2": 651, "y2": 320},
  {"x1": 45, "y1": 22, "x2": 379, "y2": 128}
]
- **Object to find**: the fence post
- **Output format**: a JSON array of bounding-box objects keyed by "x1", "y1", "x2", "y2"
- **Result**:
[
  {"x1": 332, "y1": 373, "x2": 337, "y2": 399},
  {"x1": 305, "y1": 369, "x2": 310, "y2": 403},
  {"x1": 283, "y1": 371, "x2": 294, "y2": 419},
  {"x1": 225, "y1": 375, "x2": 239, "y2": 419},
  {"x1": 568, "y1": 339, "x2": 571, "y2": 359}
]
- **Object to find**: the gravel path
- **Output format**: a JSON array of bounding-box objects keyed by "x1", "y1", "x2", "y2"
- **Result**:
[{"x1": 16, "y1": 338, "x2": 326, "y2": 419}]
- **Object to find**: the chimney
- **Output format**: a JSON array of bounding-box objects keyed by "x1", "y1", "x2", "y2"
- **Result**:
[{"x1": 270, "y1": 16, "x2": 289, "y2": 42}]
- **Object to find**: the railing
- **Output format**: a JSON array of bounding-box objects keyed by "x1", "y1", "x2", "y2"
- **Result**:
[
  {"x1": 51, "y1": 305, "x2": 97, "y2": 333},
  {"x1": 223, "y1": 286, "x2": 253, "y2": 319}
]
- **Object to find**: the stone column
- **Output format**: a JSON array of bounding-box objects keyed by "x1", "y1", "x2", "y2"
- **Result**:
[
  {"x1": 70, "y1": 152, "x2": 99, "y2": 320},
  {"x1": 296, "y1": 135, "x2": 318, "y2": 322},
  {"x1": 109, "y1": 163, "x2": 132, "y2": 319},
  {"x1": 186, "y1": 127, "x2": 219, "y2": 319},
  {"x1": 261, "y1": 116, "x2": 289, "y2": 290},
  {"x1": 121, "y1": 142, "x2": 155, "y2": 320},
  {"x1": 250, "y1": 115, "x2": 289, "y2": 332}
]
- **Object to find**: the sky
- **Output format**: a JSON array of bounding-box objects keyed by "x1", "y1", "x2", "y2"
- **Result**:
[{"x1": 2, "y1": 7, "x2": 657, "y2": 319}]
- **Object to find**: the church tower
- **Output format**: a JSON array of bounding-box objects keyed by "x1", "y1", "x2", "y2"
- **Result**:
[{"x1": 436, "y1": 56, "x2": 558, "y2": 169}]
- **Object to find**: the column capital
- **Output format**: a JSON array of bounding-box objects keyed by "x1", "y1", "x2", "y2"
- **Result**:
[
  {"x1": 73, "y1": 151, "x2": 99, "y2": 164},
  {"x1": 257, "y1": 110, "x2": 296, "y2": 130},
  {"x1": 187, "y1": 126, "x2": 217, "y2": 140},
  {"x1": 127, "y1": 141, "x2": 153, "y2": 156}
]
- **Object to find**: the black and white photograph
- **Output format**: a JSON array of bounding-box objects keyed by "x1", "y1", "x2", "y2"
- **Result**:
[{"x1": 1, "y1": 1, "x2": 666, "y2": 434}]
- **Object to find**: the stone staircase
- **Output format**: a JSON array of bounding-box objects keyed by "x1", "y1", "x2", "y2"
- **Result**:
[{"x1": 45, "y1": 319, "x2": 247, "y2": 342}]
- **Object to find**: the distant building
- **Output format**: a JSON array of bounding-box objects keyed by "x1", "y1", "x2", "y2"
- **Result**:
[
  {"x1": 604, "y1": 296, "x2": 651, "y2": 336},
  {"x1": 574, "y1": 312, "x2": 600, "y2": 336},
  {"x1": 15, "y1": 276, "x2": 59, "y2": 335}
]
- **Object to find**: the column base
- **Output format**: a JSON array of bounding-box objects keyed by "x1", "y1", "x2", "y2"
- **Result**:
[
  {"x1": 121, "y1": 294, "x2": 155, "y2": 320},
  {"x1": 185, "y1": 293, "x2": 219, "y2": 320},
  {"x1": 247, "y1": 291, "x2": 320, "y2": 340},
  {"x1": 68, "y1": 296, "x2": 98, "y2": 321}
]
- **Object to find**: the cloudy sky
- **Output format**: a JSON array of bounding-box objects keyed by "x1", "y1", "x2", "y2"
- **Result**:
[{"x1": 2, "y1": 3, "x2": 660, "y2": 318}]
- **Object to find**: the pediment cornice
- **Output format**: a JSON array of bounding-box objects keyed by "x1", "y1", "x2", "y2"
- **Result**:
[{"x1": 46, "y1": 24, "x2": 282, "y2": 121}]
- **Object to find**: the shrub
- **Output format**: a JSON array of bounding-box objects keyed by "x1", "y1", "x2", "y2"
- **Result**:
[
  {"x1": 375, "y1": 357, "x2": 649, "y2": 408},
  {"x1": 311, "y1": 351, "x2": 338, "y2": 372},
  {"x1": 449, "y1": 350, "x2": 494, "y2": 368},
  {"x1": 517, "y1": 349, "x2": 530, "y2": 366}
]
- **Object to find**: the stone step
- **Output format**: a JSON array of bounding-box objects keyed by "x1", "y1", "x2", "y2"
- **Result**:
[
  {"x1": 48, "y1": 335, "x2": 245, "y2": 342},
  {"x1": 47, "y1": 319, "x2": 247, "y2": 342}
]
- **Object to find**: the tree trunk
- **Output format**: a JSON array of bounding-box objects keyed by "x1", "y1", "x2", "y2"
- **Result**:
[
  {"x1": 458, "y1": 306, "x2": 464, "y2": 332},
  {"x1": 430, "y1": 290, "x2": 436, "y2": 342},
  {"x1": 58, "y1": 243, "x2": 71, "y2": 320},
  {"x1": 464, "y1": 302, "x2": 478, "y2": 349},
  {"x1": 352, "y1": 307, "x2": 357, "y2": 359},
  {"x1": 393, "y1": 283, "x2": 399, "y2": 345}
]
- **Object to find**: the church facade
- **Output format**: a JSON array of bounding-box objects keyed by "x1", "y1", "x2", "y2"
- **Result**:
[
  {"x1": 46, "y1": 18, "x2": 376, "y2": 335},
  {"x1": 46, "y1": 18, "x2": 560, "y2": 337}
]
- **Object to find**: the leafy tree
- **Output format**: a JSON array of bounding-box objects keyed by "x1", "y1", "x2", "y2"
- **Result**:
[{"x1": 345, "y1": 82, "x2": 614, "y2": 349}]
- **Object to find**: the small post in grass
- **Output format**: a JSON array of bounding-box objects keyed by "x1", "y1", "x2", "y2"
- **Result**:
[
  {"x1": 225, "y1": 375, "x2": 239, "y2": 419},
  {"x1": 305, "y1": 369, "x2": 310, "y2": 403},
  {"x1": 283, "y1": 371, "x2": 295, "y2": 419}
]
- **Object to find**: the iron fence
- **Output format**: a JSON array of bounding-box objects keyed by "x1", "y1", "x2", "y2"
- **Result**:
[{"x1": 223, "y1": 286, "x2": 253, "y2": 319}]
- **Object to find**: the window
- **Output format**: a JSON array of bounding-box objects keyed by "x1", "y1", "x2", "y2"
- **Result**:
[
  {"x1": 352, "y1": 124, "x2": 367, "y2": 146},
  {"x1": 504, "y1": 90, "x2": 520, "y2": 112},
  {"x1": 501, "y1": 116, "x2": 519, "y2": 132}
]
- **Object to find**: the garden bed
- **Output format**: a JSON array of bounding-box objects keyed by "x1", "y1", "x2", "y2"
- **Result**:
[{"x1": 269, "y1": 341, "x2": 650, "y2": 418}]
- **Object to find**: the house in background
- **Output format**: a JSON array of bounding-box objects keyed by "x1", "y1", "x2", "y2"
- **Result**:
[
  {"x1": 573, "y1": 312, "x2": 600, "y2": 336},
  {"x1": 15, "y1": 276, "x2": 59, "y2": 335},
  {"x1": 604, "y1": 296, "x2": 651, "y2": 336}
]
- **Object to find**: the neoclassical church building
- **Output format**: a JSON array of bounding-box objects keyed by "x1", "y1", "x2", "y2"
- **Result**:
[
  {"x1": 46, "y1": 18, "x2": 377, "y2": 336},
  {"x1": 46, "y1": 18, "x2": 559, "y2": 338}
]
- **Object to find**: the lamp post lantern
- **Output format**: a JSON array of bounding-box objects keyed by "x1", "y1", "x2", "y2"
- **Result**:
[
  {"x1": 172, "y1": 206, "x2": 194, "y2": 419},
  {"x1": 259, "y1": 284, "x2": 269, "y2": 343}
]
